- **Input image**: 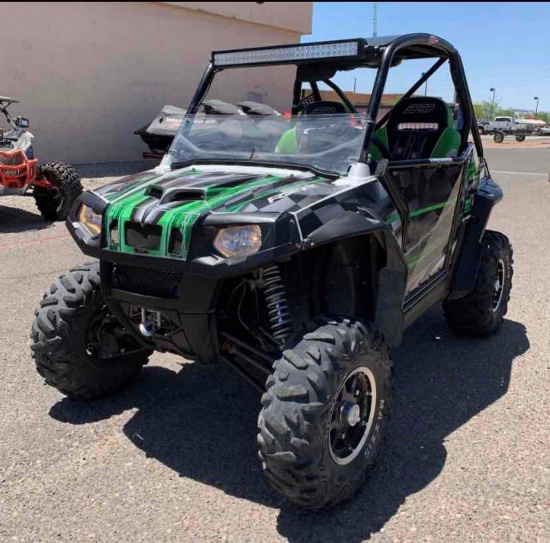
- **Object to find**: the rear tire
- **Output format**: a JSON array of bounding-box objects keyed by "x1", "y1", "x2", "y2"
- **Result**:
[
  {"x1": 444, "y1": 231, "x2": 513, "y2": 337},
  {"x1": 33, "y1": 162, "x2": 83, "y2": 221},
  {"x1": 31, "y1": 262, "x2": 151, "y2": 400},
  {"x1": 258, "y1": 318, "x2": 393, "y2": 509},
  {"x1": 515, "y1": 134, "x2": 526, "y2": 142}
]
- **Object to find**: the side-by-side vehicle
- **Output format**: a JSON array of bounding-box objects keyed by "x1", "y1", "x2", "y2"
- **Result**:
[
  {"x1": 31, "y1": 34, "x2": 513, "y2": 509},
  {"x1": 0, "y1": 96, "x2": 82, "y2": 220}
]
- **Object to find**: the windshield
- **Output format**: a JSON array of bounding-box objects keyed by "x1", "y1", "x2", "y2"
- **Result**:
[
  {"x1": 164, "y1": 62, "x2": 370, "y2": 175},
  {"x1": 168, "y1": 113, "x2": 366, "y2": 174}
]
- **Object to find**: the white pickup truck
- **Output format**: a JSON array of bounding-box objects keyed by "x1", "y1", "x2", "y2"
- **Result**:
[{"x1": 488, "y1": 116, "x2": 545, "y2": 143}]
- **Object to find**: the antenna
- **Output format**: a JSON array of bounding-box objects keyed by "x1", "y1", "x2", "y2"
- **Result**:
[{"x1": 373, "y1": 2, "x2": 377, "y2": 37}]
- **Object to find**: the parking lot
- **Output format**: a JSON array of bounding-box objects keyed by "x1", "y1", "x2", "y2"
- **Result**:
[
  {"x1": 482, "y1": 135, "x2": 550, "y2": 150},
  {"x1": 0, "y1": 147, "x2": 548, "y2": 543}
]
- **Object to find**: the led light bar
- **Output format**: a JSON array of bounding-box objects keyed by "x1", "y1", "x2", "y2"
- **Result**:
[{"x1": 213, "y1": 39, "x2": 363, "y2": 68}]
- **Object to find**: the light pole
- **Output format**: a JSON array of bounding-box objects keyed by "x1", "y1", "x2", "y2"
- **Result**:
[
  {"x1": 422, "y1": 73, "x2": 428, "y2": 96},
  {"x1": 534, "y1": 96, "x2": 539, "y2": 118},
  {"x1": 490, "y1": 87, "x2": 496, "y2": 119}
]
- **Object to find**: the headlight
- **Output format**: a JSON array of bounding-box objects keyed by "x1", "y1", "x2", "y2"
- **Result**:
[
  {"x1": 214, "y1": 225, "x2": 262, "y2": 258},
  {"x1": 77, "y1": 204, "x2": 102, "y2": 236}
]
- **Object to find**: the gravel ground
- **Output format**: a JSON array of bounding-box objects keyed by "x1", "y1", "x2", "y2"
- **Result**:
[{"x1": 0, "y1": 150, "x2": 548, "y2": 543}]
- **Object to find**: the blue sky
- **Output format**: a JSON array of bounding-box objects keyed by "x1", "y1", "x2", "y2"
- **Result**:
[{"x1": 302, "y1": 2, "x2": 549, "y2": 112}]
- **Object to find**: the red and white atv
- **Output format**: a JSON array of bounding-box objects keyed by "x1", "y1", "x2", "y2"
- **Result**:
[{"x1": 0, "y1": 96, "x2": 82, "y2": 220}]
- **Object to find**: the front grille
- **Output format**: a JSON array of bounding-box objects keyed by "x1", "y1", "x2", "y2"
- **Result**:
[
  {"x1": 112, "y1": 264, "x2": 182, "y2": 298},
  {"x1": 3, "y1": 166, "x2": 26, "y2": 177},
  {"x1": 168, "y1": 228, "x2": 184, "y2": 254},
  {"x1": 0, "y1": 151, "x2": 24, "y2": 166},
  {"x1": 125, "y1": 222, "x2": 162, "y2": 252}
]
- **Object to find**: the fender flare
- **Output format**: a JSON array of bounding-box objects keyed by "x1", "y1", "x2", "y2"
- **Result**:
[
  {"x1": 307, "y1": 209, "x2": 408, "y2": 347},
  {"x1": 447, "y1": 178, "x2": 503, "y2": 300}
]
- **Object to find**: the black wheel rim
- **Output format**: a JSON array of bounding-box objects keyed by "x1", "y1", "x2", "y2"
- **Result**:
[
  {"x1": 492, "y1": 259, "x2": 506, "y2": 312},
  {"x1": 328, "y1": 367, "x2": 377, "y2": 466}
]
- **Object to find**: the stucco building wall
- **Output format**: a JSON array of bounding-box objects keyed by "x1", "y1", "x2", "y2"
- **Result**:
[{"x1": 0, "y1": 2, "x2": 312, "y2": 163}]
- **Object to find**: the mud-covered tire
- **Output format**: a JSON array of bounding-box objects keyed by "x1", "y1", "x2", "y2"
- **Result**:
[
  {"x1": 444, "y1": 230, "x2": 513, "y2": 337},
  {"x1": 30, "y1": 262, "x2": 151, "y2": 400},
  {"x1": 33, "y1": 161, "x2": 82, "y2": 221},
  {"x1": 257, "y1": 318, "x2": 393, "y2": 509}
]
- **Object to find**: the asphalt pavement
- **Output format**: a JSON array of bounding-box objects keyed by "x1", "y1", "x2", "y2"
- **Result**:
[{"x1": 0, "y1": 148, "x2": 548, "y2": 543}]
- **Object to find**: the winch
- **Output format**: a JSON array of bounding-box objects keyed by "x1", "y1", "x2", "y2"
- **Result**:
[{"x1": 139, "y1": 309, "x2": 162, "y2": 337}]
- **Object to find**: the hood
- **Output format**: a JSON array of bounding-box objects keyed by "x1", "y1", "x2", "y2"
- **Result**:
[{"x1": 96, "y1": 166, "x2": 340, "y2": 259}]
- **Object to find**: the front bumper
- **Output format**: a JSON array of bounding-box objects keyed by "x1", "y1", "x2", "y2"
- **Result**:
[
  {"x1": 0, "y1": 150, "x2": 38, "y2": 191},
  {"x1": 66, "y1": 190, "x2": 300, "y2": 362},
  {"x1": 99, "y1": 253, "x2": 221, "y2": 362}
]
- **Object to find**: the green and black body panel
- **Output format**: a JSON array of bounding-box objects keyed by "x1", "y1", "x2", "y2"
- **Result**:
[
  {"x1": 446, "y1": 175, "x2": 503, "y2": 300},
  {"x1": 66, "y1": 164, "x2": 405, "y2": 360},
  {"x1": 66, "y1": 148, "x2": 500, "y2": 360},
  {"x1": 69, "y1": 165, "x2": 399, "y2": 268}
]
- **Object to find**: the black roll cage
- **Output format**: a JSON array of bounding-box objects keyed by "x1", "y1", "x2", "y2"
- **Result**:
[{"x1": 185, "y1": 33, "x2": 484, "y2": 165}]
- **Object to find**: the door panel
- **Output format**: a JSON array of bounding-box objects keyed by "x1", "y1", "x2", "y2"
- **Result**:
[{"x1": 388, "y1": 161, "x2": 466, "y2": 293}]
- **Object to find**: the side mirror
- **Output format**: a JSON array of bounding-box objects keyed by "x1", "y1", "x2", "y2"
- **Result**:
[{"x1": 14, "y1": 116, "x2": 30, "y2": 129}]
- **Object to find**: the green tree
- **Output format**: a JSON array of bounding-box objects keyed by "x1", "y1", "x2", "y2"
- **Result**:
[
  {"x1": 496, "y1": 106, "x2": 516, "y2": 117},
  {"x1": 473, "y1": 102, "x2": 484, "y2": 119},
  {"x1": 473, "y1": 98, "x2": 503, "y2": 119},
  {"x1": 473, "y1": 100, "x2": 549, "y2": 124}
]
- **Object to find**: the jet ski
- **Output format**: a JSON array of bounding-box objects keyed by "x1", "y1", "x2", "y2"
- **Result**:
[
  {"x1": 135, "y1": 100, "x2": 244, "y2": 157},
  {"x1": 135, "y1": 100, "x2": 288, "y2": 158}
]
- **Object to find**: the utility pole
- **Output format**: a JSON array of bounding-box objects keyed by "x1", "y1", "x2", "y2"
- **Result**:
[
  {"x1": 373, "y1": 2, "x2": 377, "y2": 37},
  {"x1": 422, "y1": 73, "x2": 428, "y2": 96},
  {"x1": 353, "y1": 78, "x2": 357, "y2": 93},
  {"x1": 534, "y1": 96, "x2": 540, "y2": 118},
  {"x1": 490, "y1": 87, "x2": 496, "y2": 119}
]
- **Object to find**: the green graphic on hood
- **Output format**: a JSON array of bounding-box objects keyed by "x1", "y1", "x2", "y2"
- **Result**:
[{"x1": 103, "y1": 168, "x2": 322, "y2": 259}]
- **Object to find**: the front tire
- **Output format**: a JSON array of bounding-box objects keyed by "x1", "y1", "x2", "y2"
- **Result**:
[
  {"x1": 33, "y1": 161, "x2": 83, "y2": 221},
  {"x1": 493, "y1": 131, "x2": 505, "y2": 143},
  {"x1": 444, "y1": 230, "x2": 513, "y2": 337},
  {"x1": 258, "y1": 318, "x2": 393, "y2": 509},
  {"x1": 31, "y1": 262, "x2": 151, "y2": 400}
]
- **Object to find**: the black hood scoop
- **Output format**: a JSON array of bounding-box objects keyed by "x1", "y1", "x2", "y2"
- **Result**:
[{"x1": 145, "y1": 184, "x2": 206, "y2": 205}]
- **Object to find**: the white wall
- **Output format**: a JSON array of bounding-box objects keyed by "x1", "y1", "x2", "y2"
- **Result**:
[
  {"x1": 162, "y1": 2, "x2": 312, "y2": 34},
  {"x1": 0, "y1": 2, "x2": 310, "y2": 163}
]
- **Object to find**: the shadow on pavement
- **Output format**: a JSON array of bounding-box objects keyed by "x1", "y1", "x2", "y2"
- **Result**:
[
  {"x1": 0, "y1": 203, "x2": 54, "y2": 234},
  {"x1": 50, "y1": 308, "x2": 529, "y2": 542}
]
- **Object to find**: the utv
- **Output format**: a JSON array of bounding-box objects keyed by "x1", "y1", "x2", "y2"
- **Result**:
[
  {"x1": 0, "y1": 97, "x2": 82, "y2": 220},
  {"x1": 31, "y1": 34, "x2": 513, "y2": 509}
]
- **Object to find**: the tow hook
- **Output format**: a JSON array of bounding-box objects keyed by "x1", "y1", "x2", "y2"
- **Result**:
[{"x1": 139, "y1": 309, "x2": 161, "y2": 337}]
